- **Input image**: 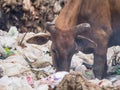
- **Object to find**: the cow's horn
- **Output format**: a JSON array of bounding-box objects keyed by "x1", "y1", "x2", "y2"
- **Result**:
[
  {"x1": 45, "y1": 22, "x2": 56, "y2": 34},
  {"x1": 74, "y1": 23, "x2": 91, "y2": 34}
]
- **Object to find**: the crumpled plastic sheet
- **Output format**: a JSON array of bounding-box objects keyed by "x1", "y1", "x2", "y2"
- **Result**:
[
  {"x1": 89, "y1": 78, "x2": 113, "y2": 87},
  {"x1": 0, "y1": 26, "x2": 18, "y2": 48},
  {"x1": 113, "y1": 80, "x2": 120, "y2": 87},
  {"x1": 0, "y1": 26, "x2": 19, "y2": 58},
  {"x1": 0, "y1": 76, "x2": 34, "y2": 90},
  {"x1": 34, "y1": 71, "x2": 69, "y2": 89}
]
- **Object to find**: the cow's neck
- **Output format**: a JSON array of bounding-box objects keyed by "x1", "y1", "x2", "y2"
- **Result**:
[{"x1": 55, "y1": 0, "x2": 82, "y2": 31}]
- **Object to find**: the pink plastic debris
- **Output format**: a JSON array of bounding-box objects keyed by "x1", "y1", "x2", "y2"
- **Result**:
[{"x1": 26, "y1": 76, "x2": 34, "y2": 85}]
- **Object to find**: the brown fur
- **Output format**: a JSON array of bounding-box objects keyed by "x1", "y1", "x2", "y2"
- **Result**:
[{"x1": 55, "y1": 0, "x2": 82, "y2": 30}]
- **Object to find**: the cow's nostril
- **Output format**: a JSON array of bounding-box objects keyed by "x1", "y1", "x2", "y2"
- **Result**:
[{"x1": 60, "y1": 1, "x2": 65, "y2": 8}]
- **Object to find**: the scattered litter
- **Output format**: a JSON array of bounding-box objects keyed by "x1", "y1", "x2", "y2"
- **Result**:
[
  {"x1": 89, "y1": 78, "x2": 112, "y2": 87},
  {"x1": 0, "y1": 26, "x2": 18, "y2": 48},
  {"x1": 2, "y1": 1, "x2": 120, "y2": 90},
  {"x1": 38, "y1": 71, "x2": 69, "y2": 87},
  {"x1": 26, "y1": 76, "x2": 34, "y2": 86},
  {"x1": 0, "y1": 26, "x2": 119, "y2": 90}
]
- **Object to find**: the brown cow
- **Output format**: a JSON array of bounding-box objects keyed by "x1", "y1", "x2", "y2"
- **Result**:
[{"x1": 27, "y1": 0, "x2": 120, "y2": 79}]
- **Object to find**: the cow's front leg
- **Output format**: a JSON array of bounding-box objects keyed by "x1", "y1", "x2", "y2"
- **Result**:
[
  {"x1": 93, "y1": 50, "x2": 108, "y2": 79},
  {"x1": 92, "y1": 28, "x2": 110, "y2": 79}
]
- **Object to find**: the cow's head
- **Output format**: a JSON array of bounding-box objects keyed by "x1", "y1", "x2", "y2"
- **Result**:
[{"x1": 27, "y1": 23, "x2": 97, "y2": 71}]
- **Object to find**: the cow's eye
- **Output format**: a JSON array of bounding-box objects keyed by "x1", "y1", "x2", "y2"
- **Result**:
[{"x1": 52, "y1": 49, "x2": 57, "y2": 54}]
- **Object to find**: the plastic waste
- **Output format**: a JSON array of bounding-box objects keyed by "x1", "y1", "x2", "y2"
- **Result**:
[
  {"x1": 8, "y1": 26, "x2": 18, "y2": 37},
  {"x1": 115, "y1": 65, "x2": 120, "y2": 75},
  {"x1": 35, "y1": 84, "x2": 49, "y2": 90},
  {"x1": 38, "y1": 71, "x2": 69, "y2": 87},
  {"x1": 89, "y1": 78, "x2": 112, "y2": 87},
  {"x1": 113, "y1": 80, "x2": 120, "y2": 87},
  {"x1": 0, "y1": 76, "x2": 33, "y2": 90},
  {"x1": 4, "y1": 47, "x2": 15, "y2": 57},
  {"x1": 0, "y1": 45, "x2": 6, "y2": 59},
  {"x1": 0, "y1": 26, "x2": 19, "y2": 48},
  {"x1": 26, "y1": 76, "x2": 34, "y2": 86}
]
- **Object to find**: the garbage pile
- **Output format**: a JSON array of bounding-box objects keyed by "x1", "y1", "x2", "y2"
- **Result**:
[
  {"x1": 0, "y1": 0, "x2": 120, "y2": 90},
  {"x1": 0, "y1": 26, "x2": 120, "y2": 90},
  {"x1": 0, "y1": 0, "x2": 66, "y2": 32}
]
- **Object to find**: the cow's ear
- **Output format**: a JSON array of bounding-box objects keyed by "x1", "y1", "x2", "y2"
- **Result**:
[
  {"x1": 75, "y1": 35, "x2": 97, "y2": 53},
  {"x1": 74, "y1": 23, "x2": 91, "y2": 34},
  {"x1": 27, "y1": 34, "x2": 51, "y2": 45},
  {"x1": 45, "y1": 22, "x2": 56, "y2": 34}
]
